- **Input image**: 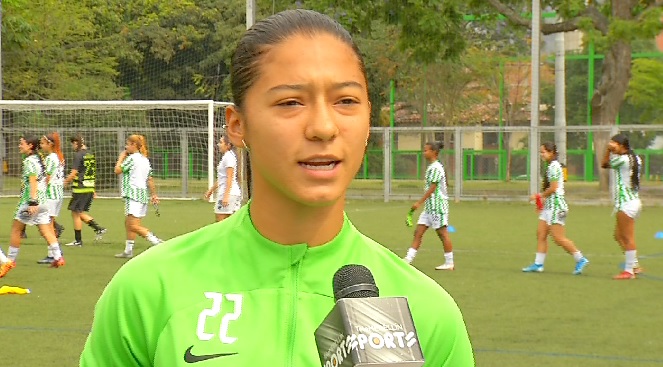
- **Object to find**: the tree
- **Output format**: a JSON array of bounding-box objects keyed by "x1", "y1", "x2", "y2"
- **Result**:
[
  {"x1": 2, "y1": 0, "x2": 124, "y2": 100},
  {"x1": 471, "y1": 0, "x2": 663, "y2": 190},
  {"x1": 625, "y1": 58, "x2": 663, "y2": 124}
]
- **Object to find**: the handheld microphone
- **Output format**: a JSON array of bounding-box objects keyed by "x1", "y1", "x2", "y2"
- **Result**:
[{"x1": 314, "y1": 264, "x2": 424, "y2": 367}]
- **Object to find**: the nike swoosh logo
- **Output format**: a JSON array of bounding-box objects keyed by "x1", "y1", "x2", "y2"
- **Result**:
[{"x1": 183, "y1": 346, "x2": 238, "y2": 363}]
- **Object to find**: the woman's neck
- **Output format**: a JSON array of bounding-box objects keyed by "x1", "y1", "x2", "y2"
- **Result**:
[{"x1": 249, "y1": 184, "x2": 346, "y2": 247}]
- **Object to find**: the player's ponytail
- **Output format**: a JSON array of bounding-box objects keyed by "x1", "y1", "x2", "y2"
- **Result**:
[
  {"x1": 137, "y1": 135, "x2": 149, "y2": 157},
  {"x1": 45, "y1": 132, "x2": 65, "y2": 164},
  {"x1": 628, "y1": 149, "x2": 640, "y2": 192}
]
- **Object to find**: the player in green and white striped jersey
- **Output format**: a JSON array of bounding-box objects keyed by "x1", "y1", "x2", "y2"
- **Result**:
[
  {"x1": 0, "y1": 136, "x2": 65, "y2": 278},
  {"x1": 403, "y1": 141, "x2": 455, "y2": 270},
  {"x1": 601, "y1": 133, "x2": 642, "y2": 280},
  {"x1": 114, "y1": 134, "x2": 163, "y2": 259},
  {"x1": 41, "y1": 133, "x2": 66, "y2": 237},
  {"x1": 522, "y1": 142, "x2": 589, "y2": 275}
]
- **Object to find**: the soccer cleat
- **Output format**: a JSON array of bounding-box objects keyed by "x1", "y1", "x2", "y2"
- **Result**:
[
  {"x1": 573, "y1": 257, "x2": 590, "y2": 275},
  {"x1": 522, "y1": 263, "x2": 544, "y2": 273},
  {"x1": 613, "y1": 271, "x2": 636, "y2": 280},
  {"x1": 37, "y1": 256, "x2": 55, "y2": 264},
  {"x1": 50, "y1": 257, "x2": 65, "y2": 268},
  {"x1": 435, "y1": 263, "x2": 455, "y2": 271},
  {"x1": 405, "y1": 209, "x2": 414, "y2": 227},
  {"x1": 64, "y1": 241, "x2": 83, "y2": 247},
  {"x1": 114, "y1": 252, "x2": 133, "y2": 259},
  {"x1": 0, "y1": 261, "x2": 17, "y2": 278},
  {"x1": 95, "y1": 228, "x2": 107, "y2": 241},
  {"x1": 633, "y1": 265, "x2": 643, "y2": 274}
]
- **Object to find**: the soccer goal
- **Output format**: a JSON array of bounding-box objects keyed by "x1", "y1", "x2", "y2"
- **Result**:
[{"x1": 0, "y1": 100, "x2": 242, "y2": 200}]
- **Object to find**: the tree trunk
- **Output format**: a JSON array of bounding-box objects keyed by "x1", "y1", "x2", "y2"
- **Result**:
[
  {"x1": 591, "y1": 39, "x2": 632, "y2": 191},
  {"x1": 592, "y1": 1, "x2": 634, "y2": 191}
]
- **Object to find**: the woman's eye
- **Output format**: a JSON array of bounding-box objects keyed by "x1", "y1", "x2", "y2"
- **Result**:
[
  {"x1": 337, "y1": 98, "x2": 358, "y2": 105},
  {"x1": 278, "y1": 100, "x2": 301, "y2": 106}
]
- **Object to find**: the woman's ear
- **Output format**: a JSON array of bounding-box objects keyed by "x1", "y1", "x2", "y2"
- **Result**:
[{"x1": 225, "y1": 105, "x2": 246, "y2": 148}]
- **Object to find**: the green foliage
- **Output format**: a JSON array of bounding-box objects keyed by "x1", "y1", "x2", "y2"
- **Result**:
[
  {"x1": 626, "y1": 59, "x2": 663, "y2": 124},
  {"x1": 303, "y1": 0, "x2": 465, "y2": 63},
  {"x1": 2, "y1": 0, "x2": 124, "y2": 100}
]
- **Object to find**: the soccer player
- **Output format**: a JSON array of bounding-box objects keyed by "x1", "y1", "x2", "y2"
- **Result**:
[
  {"x1": 203, "y1": 134, "x2": 242, "y2": 222},
  {"x1": 80, "y1": 9, "x2": 474, "y2": 366},
  {"x1": 522, "y1": 142, "x2": 590, "y2": 275},
  {"x1": 0, "y1": 136, "x2": 65, "y2": 278},
  {"x1": 403, "y1": 141, "x2": 455, "y2": 270},
  {"x1": 63, "y1": 134, "x2": 106, "y2": 247},
  {"x1": 601, "y1": 134, "x2": 642, "y2": 279},
  {"x1": 114, "y1": 135, "x2": 163, "y2": 259},
  {"x1": 37, "y1": 132, "x2": 66, "y2": 264}
]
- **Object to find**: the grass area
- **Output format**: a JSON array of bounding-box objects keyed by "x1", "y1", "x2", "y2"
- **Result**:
[{"x1": 1, "y1": 198, "x2": 663, "y2": 366}]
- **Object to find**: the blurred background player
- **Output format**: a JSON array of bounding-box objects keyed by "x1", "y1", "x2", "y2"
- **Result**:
[
  {"x1": 522, "y1": 142, "x2": 589, "y2": 275},
  {"x1": 63, "y1": 134, "x2": 106, "y2": 247},
  {"x1": 203, "y1": 134, "x2": 242, "y2": 222},
  {"x1": 114, "y1": 135, "x2": 163, "y2": 259},
  {"x1": 601, "y1": 134, "x2": 642, "y2": 279},
  {"x1": 37, "y1": 132, "x2": 66, "y2": 264},
  {"x1": 0, "y1": 136, "x2": 65, "y2": 278},
  {"x1": 403, "y1": 141, "x2": 455, "y2": 270}
]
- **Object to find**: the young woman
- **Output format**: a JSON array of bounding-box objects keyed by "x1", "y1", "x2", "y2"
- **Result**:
[
  {"x1": 36, "y1": 132, "x2": 66, "y2": 264},
  {"x1": 0, "y1": 136, "x2": 65, "y2": 278},
  {"x1": 522, "y1": 142, "x2": 589, "y2": 275},
  {"x1": 113, "y1": 134, "x2": 163, "y2": 259},
  {"x1": 203, "y1": 134, "x2": 242, "y2": 221},
  {"x1": 601, "y1": 134, "x2": 642, "y2": 279},
  {"x1": 81, "y1": 10, "x2": 473, "y2": 366},
  {"x1": 403, "y1": 141, "x2": 455, "y2": 270},
  {"x1": 63, "y1": 134, "x2": 107, "y2": 246}
]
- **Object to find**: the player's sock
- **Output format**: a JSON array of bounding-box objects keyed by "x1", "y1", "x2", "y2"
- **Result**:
[
  {"x1": 0, "y1": 249, "x2": 9, "y2": 263},
  {"x1": 145, "y1": 233, "x2": 161, "y2": 245},
  {"x1": 444, "y1": 251, "x2": 454, "y2": 265},
  {"x1": 75, "y1": 230, "x2": 82, "y2": 243},
  {"x1": 7, "y1": 246, "x2": 20, "y2": 261},
  {"x1": 534, "y1": 252, "x2": 546, "y2": 265},
  {"x1": 624, "y1": 250, "x2": 636, "y2": 274},
  {"x1": 49, "y1": 243, "x2": 63, "y2": 260},
  {"x1": 405, "y1": 248, "x2": 418, "y2": 261},
  {"x1": 572, "y1": 251, "x2": 584, "y2": 262},
  {"x1": 87, "y1": 220, "x2": 103, "y2": 231},
  {"x1": 124, "y1": 240, "x2": 135, "y2": 254}
]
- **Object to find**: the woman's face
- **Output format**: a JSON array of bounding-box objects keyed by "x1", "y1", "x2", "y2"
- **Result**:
[
  {"x1": 608, "y1": 140, "x2": 625, "y2": 154},
  {"x1": 227, "y1": 33, "x2": 370, "y2": 206},
  {"x1": 125, "y1": 140, "x2": 137, "y2": 154},
  {"x1": 218, "y1": 137, "x2": 229, "y2": 153},
  {"x1": 539, "y1": 146, "x2": 554, "y2": 162},
  {"x1": 19, "y1": 138, "x2": 32, "y2": 155},
  {"x1": 40, "y1": 137, "x2": 53, "y2": 153}
]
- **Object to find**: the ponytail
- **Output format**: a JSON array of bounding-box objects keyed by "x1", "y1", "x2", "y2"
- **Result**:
[{"x1": 628, "y1": 149, "x2": 640, "y2": 191}]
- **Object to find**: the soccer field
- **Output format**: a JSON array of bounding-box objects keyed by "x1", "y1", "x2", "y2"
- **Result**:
[{"x1": 1, "y1": 198, "x2": 662, "y2": 366}]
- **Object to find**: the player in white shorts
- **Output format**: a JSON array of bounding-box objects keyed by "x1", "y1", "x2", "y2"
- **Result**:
[
  {"x1": 114, "y1": 134, "x2": 163, "y2": 259},
  {"x1": 601, "y1": 133, "x2": 642, "y2": 279},
  {"x1": 403, "y1": 141, "x2": 454, "y2": 270},
  {"x1": 204, "y1": 134, "x2": 242, "y2": 222},
  {"x1": 522, "y1": 142, "x2": 589, "y2": 275},
  {"x1": 0, "y1": 136, "x2": 65, "y2": 278}
]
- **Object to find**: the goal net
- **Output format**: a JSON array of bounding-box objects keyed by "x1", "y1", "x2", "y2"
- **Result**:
[{"x1": 0, "y1": 100, "x2": 238, "y2": 200}]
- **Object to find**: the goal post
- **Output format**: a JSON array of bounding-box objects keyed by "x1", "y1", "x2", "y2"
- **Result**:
[{"x1": 0, "y1": 100, "x2": 239, "y2": 200}]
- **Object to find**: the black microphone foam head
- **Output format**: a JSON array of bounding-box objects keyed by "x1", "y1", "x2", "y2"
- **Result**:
[{"x1": 333, "y1": 264, "x2": 379, "y2": 301}]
